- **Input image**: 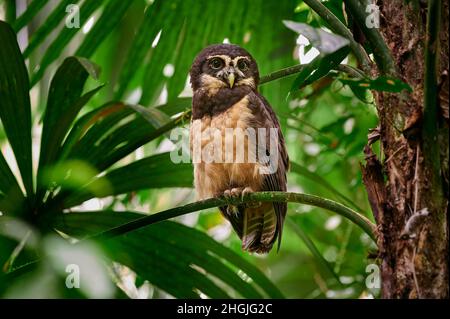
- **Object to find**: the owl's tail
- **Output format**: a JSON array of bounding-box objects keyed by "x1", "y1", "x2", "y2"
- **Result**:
[
  {"x1": 220, "y1": 203, "x2": 278, "y2": 254},
  {"x1": 242, "y1": 204, "x2": 278, "y2": 253}
]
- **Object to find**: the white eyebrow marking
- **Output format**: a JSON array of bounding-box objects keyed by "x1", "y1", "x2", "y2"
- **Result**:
[
  {"x1": 207, "y1": 55, "x2": 231, "y2": 66},
  {"x1": 232, "y1": 56, "x2": 251, "y2": 65}
]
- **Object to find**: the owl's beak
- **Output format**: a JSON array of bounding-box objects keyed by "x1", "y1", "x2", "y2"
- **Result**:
[{"x1": 227, "y1": 72, "x2": 235, "y2": 88}]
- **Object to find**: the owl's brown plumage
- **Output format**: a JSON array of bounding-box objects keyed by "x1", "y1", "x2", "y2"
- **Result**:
[{"x1": 189, "y1": 44, "x2": 289, "y2": 254}]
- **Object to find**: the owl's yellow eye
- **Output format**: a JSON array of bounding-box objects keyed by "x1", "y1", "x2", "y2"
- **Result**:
[
  {"x1": 209, "y1": 58, "x2": 224, "y2": 70},
  {"x1": 237, "y1": 59, "x2": 249, "y2": 71}
]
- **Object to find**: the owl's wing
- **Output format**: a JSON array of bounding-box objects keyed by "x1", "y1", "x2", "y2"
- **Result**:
[{"x1": 248, "y1": 92, "x2": 289, "y2": 251}]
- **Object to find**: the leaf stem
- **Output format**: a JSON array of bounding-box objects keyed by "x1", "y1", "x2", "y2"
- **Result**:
[
  {"x1": 88, "y1": 191, "x2": 377, "y2": 242},
  {"x1": 287, "y1": 217, "x2": 342, "y2": 284},
  {"x1": 303, "y1": 0, "x2": 371, "y2": 73}
]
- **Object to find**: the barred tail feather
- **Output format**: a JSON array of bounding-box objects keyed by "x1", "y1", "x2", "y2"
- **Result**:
[
  {"x1": 242, "y1": 203, "x2": 278, "y2": 254},
  {"x1": 221, "y1": 202, "x2": 282, "y2": 254}
]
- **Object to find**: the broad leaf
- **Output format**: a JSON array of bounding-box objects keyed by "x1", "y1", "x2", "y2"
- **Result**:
[
  {"x1": 287, "y1": 217, "x2": 341, "y2": 284},
  {"x1": 38, "y1": 57, "x2": 100, "y2": 172},
  {"x1": 75, "y1": 0, "x2": 133, "y2": 58},
  {"x1": 0, "y1": 151, "x2": 22, "y2": 199},
  {"x1": 283, "y1": 20, "x2": 349, "y2": 54},
  {"x1": 339, "y1": 76, "x2": 412, "y2": 93},
  {"x1": 61, "y1": 152, "x2": 193, "y2": 208},
  {"x1": 284, "y1": 20, "x2": 350, "y2": 93},
  {"x1": 114, "y1": 0, "x2": 163, "y2": 99},
  {"x1": 59, "y1": 102, "x2": 130, "y2": 160},
  {"x1": 30, "y1": 0, "x2": 104, "y2": 86},
  {"x1": 23, "y1": 0, "x2": 76, "y2": 58},
  {"x1": 303, "y1": 46, "x2": 350, "y2": 86},
  {"x1": 0, "y1": 21, "x2": 33, "y2": 197},
  {"x1": 155, "y1": 97, "x2": 192, "y2": 116},
  {"x1": 54, "y1": 211, "x2": 284, "y2": 298},
  {"x1": 12, "y1": 0, "x2": 49, "y2": 32}
]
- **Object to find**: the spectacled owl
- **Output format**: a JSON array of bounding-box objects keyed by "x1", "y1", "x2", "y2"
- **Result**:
[{"x1": 189, "y1": 44, "x2": 289, "y2": 254}]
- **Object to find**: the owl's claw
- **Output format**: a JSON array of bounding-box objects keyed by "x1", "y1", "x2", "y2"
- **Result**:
[
  {"x1": 224, "y1": 189, "x2": 232, "y2": 199},
  {"x1": 223, "y1": 188, "x2": 244, "y2": 206},
  {"x1": 230, "y1": 187, "x2": 243, "y2": 198},
  {"x1": 241, "y1": 187, "x2": 253, "y2": 200},
  {"x1": 227, "y1": 205, "x2": 240, "y2": 216},
  {"x1": 223, "y1": 187, "x2": 260, "y2": 208}
]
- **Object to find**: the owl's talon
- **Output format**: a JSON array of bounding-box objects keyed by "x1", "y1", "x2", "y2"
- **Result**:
[
  {"x1": 241, "y1": 187, "x2": 253, "y2": 199},
  {"x1": 227, "y1": 205, "x2": 240, "y2": 216},
  {"x1": 230, "y1": 187, "x2": 243, "y2": 198}
]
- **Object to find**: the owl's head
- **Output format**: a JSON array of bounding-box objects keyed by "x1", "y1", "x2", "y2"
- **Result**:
[{"x1": 190, "y1": 44, "x2": 260, "y2": 92}]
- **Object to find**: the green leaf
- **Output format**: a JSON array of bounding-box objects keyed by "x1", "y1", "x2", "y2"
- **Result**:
[
  {"x1": 287, "y1": 217, "x2": 341, "y2": 284},
  {"x1": 29, "y1": 0, "x2": 104, "y2": 86},
  {"x1": 59, "y1": 102, "x2": 130, "y2": 160},
  {"x1": 339, "y1": 76, "x2": 413, "y2": 93},
  {"x1": 0, "y1": 151, "x2": 22, "y2": 199},
  {"x1": 166, "y1": 3, "x2": 205, "y2": 101},
  {"x1": 23, "y1": 0, "x2": 75, "y2": 58},
  {"x1": 0, "y1": 152, "x2": 25, "y2": 216},
  {"x1": 303, "y1": 46, "x2": 350, "y2": 86},
  {"x1": 68, "y1": 105, "x2": 189, "y2": 172},
  {"x1": 41, "y1": 159, "x2": 112, "y2": 198},
  {"x1": 155, "y1": 97, "x2": 192, "y2": 116},
  {"x1": 38, "y1": 57, "x2": 101, "y2": 175},
  {"x1": 114, "y1": 0, "x2": 163, "y2": 99},
  {"x1": 75, "y1": 0, "x2": 133, "y2": 58},
  {"x1": 289, "y1": 58, "x2": 322, "y2": 92},
  {"x1": 283, "y1": 20, "x2": 349, "y2": 54},
  {"x1": 61, "y1": 152, "x2": 193, "y2": 208},
  {"x1": 12, "y1": 0, "x2": 49, "y2": 32},
  {"x1": 345, "y1": 82, "x2": 373, "y2": 103},
  {"x1": 139, "y1": 0, "x2": 185, "y2": 106},
  {"x1": 54, "y1": 211, "x2": 283, "y2": 298},
  {"x1": 128, "y1": 104, "x2": 171, "y2": 128},
  {"x1": 288, "y1": 48, "x2": 349, "y2": 93},
  {"x1": 0, "y1": 21, "x2": 33, "y2": 197}
]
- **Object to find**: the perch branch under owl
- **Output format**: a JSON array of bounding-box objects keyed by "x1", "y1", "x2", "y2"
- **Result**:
[{"x1": 88, "y1": 191, "x2": 377, "y2": 243}]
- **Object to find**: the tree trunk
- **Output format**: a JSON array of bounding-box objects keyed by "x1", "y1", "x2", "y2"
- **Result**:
[{"x1": 361, "y1": 0, "x2": 449, "y2": 298}]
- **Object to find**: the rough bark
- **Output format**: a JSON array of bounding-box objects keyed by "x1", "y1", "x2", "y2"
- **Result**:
[{"x1": 361, "y1": 0, "x2": 449, "y2": 298}]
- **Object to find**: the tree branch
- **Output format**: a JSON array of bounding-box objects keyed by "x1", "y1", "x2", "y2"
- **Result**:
[
  {"x1": 259, "y1": 63, "x2": 364, "y2": 85},
  {"x1": 344, "y1": 0, "x2": 397, "y2": 75},
  {"x1": 88, "y1": 191, "x2": 377, "y2": 242},
  {"x1": 423, "y1": 0, "x2": 442, "y2": 190},
  {"x1": 303, "y1": 0, "x2": 371, "y2": 73},
  {"x1": 260, "y1": 64, "x2": 305, "y2": 84}
]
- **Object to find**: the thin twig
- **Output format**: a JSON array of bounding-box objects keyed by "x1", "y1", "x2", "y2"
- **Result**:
[
  {"x1": 259, "y1": 63, "x2": 365, "y2": 85},
  {"x1": 384, "y1": 145, "x2": 406, "y2": 164},
  {"x1": 413, "y1": 144, "x2": 420, "y2": 214},
  {"x1": 335, "y1": 64, "x2": 366, "y2": 78}
]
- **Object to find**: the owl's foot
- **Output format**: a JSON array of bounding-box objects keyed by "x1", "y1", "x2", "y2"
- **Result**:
[
  {"x1": 223, "y1": 187, "x2": 260, "y2": 209},
  {"x1": 224, "y1": 187, "x2": 244, "y2": 200},
  {"x1": 242, "y1": 187, "x2": 261, "y2": 208}
]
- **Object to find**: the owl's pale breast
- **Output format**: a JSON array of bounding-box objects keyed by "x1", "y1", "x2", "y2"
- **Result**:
[{"x1": 190, "y1": 95, "x2": 263, "y2": 199}]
